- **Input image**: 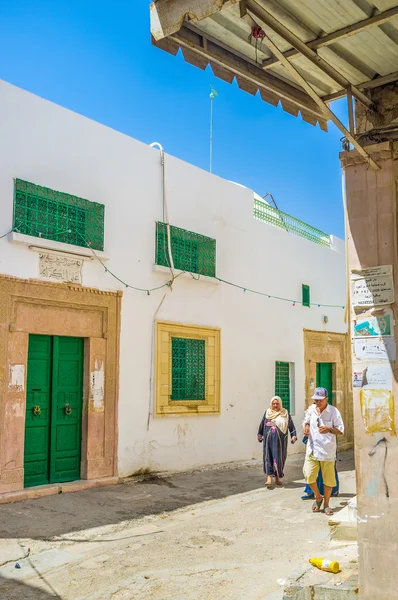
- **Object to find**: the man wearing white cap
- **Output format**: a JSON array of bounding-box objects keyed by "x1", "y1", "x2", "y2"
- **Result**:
[{"x1": 303, "y1": 387, "x2": 344, "y2": 515}]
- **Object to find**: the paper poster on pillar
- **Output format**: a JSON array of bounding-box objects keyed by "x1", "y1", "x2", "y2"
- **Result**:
[
  {"x1": 360, "y1": 388, "x2": 395, "y2": 435},
  {"x1": 353, "y1": 369, "x2": 364, "y2": 387},
  {"x1": 353, "y1": 309, "x2": 393, "y2": 338},
  {"x1": 354, "y1": 337, "x2": 396, "y2": 361},
  {"x1": 351, "y1": 265, "x2": 394, "y2": 308},
  {"x1": 354, "y1": 363, "x2": 393, "y2": 389}
]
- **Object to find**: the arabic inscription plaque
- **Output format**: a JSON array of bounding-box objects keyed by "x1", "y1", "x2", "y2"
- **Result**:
[{"x1": 39, "y1": 251, "x2": 83, "y2": 284}]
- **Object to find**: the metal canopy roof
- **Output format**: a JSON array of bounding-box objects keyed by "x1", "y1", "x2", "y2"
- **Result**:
[{"x1": 150, "y1": 0, "x2": 398, "y2": 167}]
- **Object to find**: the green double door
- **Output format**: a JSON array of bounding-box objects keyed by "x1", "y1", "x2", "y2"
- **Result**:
[
  {"x1": 316, "y1": 362, "x2": 334, "y2": 405},
  {"x1": 24, "y1": 335, "x2": 84, "y2": 488}
]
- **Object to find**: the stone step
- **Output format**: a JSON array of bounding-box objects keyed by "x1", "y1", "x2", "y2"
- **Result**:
[{"x1": 328, "y1": 498, "x2": 357, "y2": 541}]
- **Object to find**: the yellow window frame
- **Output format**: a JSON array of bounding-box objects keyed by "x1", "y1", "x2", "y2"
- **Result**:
[{"x1": 155, "y1": 321, "x2": 221, "y2": 417}]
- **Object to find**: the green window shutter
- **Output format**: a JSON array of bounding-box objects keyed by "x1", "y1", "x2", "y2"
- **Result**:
[
  {"x1": 171, "y1": 337, "x2": 206, "y2": 400},
  {"x1": 275, "y1": 361, "x2": 290, "y2": 412},
  {"x1": 13, "y1": 179, "x2": 105, "y2": 251},
  {"x1": 156, "y1": 222, "x2": 216, "y2": 277},
  {"x1": 316, "y1": 362, "x2": 334, "y2": 405},
  {"x1": 302, "y1": 284, "x2": 310, "y2": 307}
]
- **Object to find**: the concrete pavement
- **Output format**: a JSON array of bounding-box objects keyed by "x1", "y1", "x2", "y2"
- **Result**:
[{"x1": 0, "y1": 451, "x2": 356, "y2": 599}]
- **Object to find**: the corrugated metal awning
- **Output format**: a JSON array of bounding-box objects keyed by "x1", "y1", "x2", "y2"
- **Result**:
[{"x1": 150, "y1": 0, "x2": 398, "y2": 135}]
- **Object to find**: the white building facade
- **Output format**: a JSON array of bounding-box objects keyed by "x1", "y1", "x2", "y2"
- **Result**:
[{"x1": 0, "y1": 81, "x2": 350, "y2": 494}]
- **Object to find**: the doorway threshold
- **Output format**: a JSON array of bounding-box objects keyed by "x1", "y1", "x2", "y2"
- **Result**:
[{"x1": 0, "y1": 476, "x2": 120, "y2": 505}]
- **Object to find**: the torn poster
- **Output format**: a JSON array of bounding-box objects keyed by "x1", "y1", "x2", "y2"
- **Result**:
[
  {"x1": 91, "y1": 366, "x2": 105, "y2": 409},
  {"x1": 360, "y1": 388, "x2": 395, "y2": 435},
  {"x1": 354, "y1": 337, "x2": 396, "y2": 362},
  {"x1": 9, "y1": 364, "x2": 25, "y2": 392},
  {"x1": 351, "y1": 265, "x2": 394, "y2": 307},
  {"x1": 354, "y1": 312, "x2": 392, "y2": 338},
  {"x1": 362, "y1": 363, "x2": 393, "y2": 389}
]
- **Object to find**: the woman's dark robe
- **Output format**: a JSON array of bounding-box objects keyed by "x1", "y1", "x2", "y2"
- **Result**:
[{"x1": 258, "y1": 412, "x2": 297, "y2": 478}]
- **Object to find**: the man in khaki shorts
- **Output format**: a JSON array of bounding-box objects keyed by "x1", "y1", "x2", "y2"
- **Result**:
[{"x1": 303, "y1": 387, "x2": 344, "y2": 515}]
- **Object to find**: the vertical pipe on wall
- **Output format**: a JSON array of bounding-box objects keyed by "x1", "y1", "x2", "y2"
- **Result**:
[{"x1": 149, "y1": 142, "x2": 175, "y2": 276}]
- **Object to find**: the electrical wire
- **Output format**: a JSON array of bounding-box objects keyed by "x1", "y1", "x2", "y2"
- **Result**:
[
  {"x1": 216, "y1": 276, "x2": 344, "y2": 309},
  {"x1": 77, "y1": 232, "x2": 172, "y2": 294},
  {"x1": 2, "y1": 226, "x2": 345, "y2": 308}
]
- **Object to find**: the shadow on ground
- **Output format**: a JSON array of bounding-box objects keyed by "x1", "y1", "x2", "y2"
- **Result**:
[
  {"x1": 0, "y1": 577, "x2": 58, "y2": 599},
  {"x1": 0, "y1": 451, "x2": 354, "y2": 541}
]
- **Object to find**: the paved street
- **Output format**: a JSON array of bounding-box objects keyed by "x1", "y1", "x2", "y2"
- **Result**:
[{"x1": 0, "y1": 451, "x2": 356, "y2": 600}]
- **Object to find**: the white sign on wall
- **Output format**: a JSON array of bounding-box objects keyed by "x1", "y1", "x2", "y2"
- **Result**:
[
  {"x1": 351, "y1": 265, "x2": 394, "y2": 307},
  {"x1": 354, "y1": 337, "x2": 396, "y2": 362},
  {"x1": 364, "y1": 363, "x2": 393, "y2": 389}
]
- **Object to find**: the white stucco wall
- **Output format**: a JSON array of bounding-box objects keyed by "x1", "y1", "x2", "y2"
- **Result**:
[{"x1": 0, "y1": 81, "x2": 347, "y2": 476}]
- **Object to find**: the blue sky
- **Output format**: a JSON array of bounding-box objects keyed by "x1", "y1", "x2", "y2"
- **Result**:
[{"x1": 0, "y1": 0, "x2": 347, "y2": 238}]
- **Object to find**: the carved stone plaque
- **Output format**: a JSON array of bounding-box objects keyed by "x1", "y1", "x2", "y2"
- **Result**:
[{"x1": 39, "y1": 251, "x2": 83, "y2": 284}]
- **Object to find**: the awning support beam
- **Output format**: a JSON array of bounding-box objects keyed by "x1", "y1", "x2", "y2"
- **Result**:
[
  {"x1": 246, "y1": 2, "x2": 373, "y2": 110},
  {"x1": 261, "y1": 6, "x2": 398, "y2": 72},
  {"x1": 157, "y1": 27, "x2": 328, "y2": 124},
  {"x1": 150, "y1": 0, "x2": 238, "y2": 41},
  {"x1": 260, "y1": 31, "x2": 380, "y2": 170},
  {"x1": 324, "y1": 70, "x2": 398, "y2": 103}
]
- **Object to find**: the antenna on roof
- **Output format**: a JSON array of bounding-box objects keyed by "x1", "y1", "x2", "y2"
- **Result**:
[{"x1": 209, "y1": 86, "x2": 218, "y2": 174}]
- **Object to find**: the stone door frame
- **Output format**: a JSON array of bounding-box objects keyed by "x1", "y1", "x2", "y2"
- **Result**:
[
  {"x1": 0, "y1": 275, "x2": 122, "y2": 494},
  {"x1": 304, "y1": 329, "x2": 353, "y2": 449}
]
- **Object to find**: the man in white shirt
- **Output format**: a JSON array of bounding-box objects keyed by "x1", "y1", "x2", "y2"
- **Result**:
[{"x1": 303, "y1": 387, "x2": 344, "y2": 515}]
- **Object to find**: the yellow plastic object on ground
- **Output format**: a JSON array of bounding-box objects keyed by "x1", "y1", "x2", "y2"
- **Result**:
[{"x1": 309, "y1": 558, "x2": 340, "y2": 573}]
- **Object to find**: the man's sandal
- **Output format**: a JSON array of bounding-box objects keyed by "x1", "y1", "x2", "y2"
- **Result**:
[
  {"x1": 312, "y1": 499, "x2": 323, "y2": 512},
  {"x1": 324, "y1": 507, "x2": 334, "y2": 516}
]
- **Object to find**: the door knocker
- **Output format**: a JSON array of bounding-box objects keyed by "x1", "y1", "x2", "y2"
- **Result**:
[
  {"x1": 33, "y1": 405, "x2": 41, "y2": 416},
  {"x1": 64, "y1": 404, "x2": 72, "y2": 416}
]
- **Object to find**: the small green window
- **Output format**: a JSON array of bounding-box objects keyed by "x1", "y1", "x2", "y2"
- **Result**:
[
  {"x1": 171, "y1": 337, "x2": 206, "y2": 400},
  {"x1": 302, "y1": 284, "x2": 310, "y2": 307},
  {"x1": 156, "y1": 222, "x2": 216, "y2": 277},
  {"x1": 13, "y1": 179, "x2": 105, "y2": 251},
  {"x1": 275, "y1": 361, "x2": 290, "y2": 412}
]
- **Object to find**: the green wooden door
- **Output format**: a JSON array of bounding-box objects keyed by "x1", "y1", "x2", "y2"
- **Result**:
[
  {"x1": 316, "y1": 363, "x2": 334, "y2": 405},
  {"x1": 50, "y1": 337, "x2": 84, "y2": 483},
  {"x1": 24, "y1": 335, "x2": 53, "y2": 487},
  {"x1": 24, "y1": 335, "x2": 83, "y2": 487}
]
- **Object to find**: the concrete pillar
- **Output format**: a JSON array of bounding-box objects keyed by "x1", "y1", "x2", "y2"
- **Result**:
[{"x1": 341, "y1": 139, "x2": 398, "y2": 600}]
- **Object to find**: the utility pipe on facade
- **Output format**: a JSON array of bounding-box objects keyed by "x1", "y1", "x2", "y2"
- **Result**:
[
  {"x1": 148, "y1": 142, "x2": 175, "y2": 430},
  {"x1": 341, "y1": 169, "x2": 350, "y2": 325},
  {"x1": 149, "y1": 142, "x2": 175, "y2": 276}
]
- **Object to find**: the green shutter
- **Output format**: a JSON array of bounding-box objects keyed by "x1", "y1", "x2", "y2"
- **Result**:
[
  {"x1": 156, "y1": 222, "x2": 216, "y2": 277},
  {"x1": 171, "y1": 337, "x2": 206, "y2": 400},
  {"x1": 316, "y1": 362, "x2": 334, "y2": 405},
  {"x1": 14, "y1": 179, "x2": 105, "y2": 251},
  {"x1": 275, "y1": 361, "x2": 290, "y2": 411},
  {"x1": 302, "y1": 284, "x2": 310, "y2": 307}
]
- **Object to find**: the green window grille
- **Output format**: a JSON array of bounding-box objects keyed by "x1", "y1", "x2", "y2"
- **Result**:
[
  {"x1": 253, "y1": 198, "x2": 331, "y2": 248},
  {"x1": 156, "y1": 222, "x2": 216, "y2": 277},
  {"x1": 275, "y1": 361, "x2": 290, "y2": 412},
  {"x1": 171, "y1": 337, "x2": 206, "y2": 400},
  {"x1": 302, "y1": 284, "x2": 310, "y2": 307},
  {"x1": 13, "y1": 179, "x2": 105, "y2": 251}
]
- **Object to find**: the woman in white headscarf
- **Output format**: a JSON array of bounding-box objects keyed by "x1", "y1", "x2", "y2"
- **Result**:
[{"x1": 258, "y1": 396, "x2": 297, "y2": 487}]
